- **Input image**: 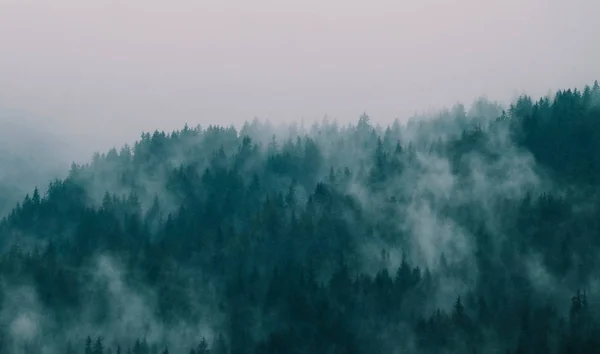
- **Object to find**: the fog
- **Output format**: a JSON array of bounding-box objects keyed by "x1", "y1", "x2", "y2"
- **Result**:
[
  {"x1": 0, "y1": 109, "x2": 72, "y2": 216},
  {"x1": 1, "y1": 0, "x2": 599, "y2": 153},
  {"x1": 1, "y1": 2, "x2": 600, "y2": 352}
]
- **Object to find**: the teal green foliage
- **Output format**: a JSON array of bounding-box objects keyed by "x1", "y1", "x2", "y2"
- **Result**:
[{"x1": 1, "y1": 83, "x2": 600, "y2": 353}]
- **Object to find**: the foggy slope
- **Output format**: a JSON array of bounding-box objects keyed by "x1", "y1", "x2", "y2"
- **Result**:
[
  {"x1": 0, "y1": 83, "x2": 600, "y2": 353},
  {"x1": 0, "y1": 110, "x2": 73, "y2": 217}
]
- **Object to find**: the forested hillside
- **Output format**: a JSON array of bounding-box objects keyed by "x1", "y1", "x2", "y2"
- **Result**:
[
  {"x1": 1, "y1": 82, "x2": 600, "y2": 353},
  {"x1": 0, "y1": 113, "x2": 70, "y2": 218}
]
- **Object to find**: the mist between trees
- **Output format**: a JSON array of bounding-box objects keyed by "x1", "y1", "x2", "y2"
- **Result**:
[{"x1": 1, "y1": 81, "x2": 600, "y2": 353}]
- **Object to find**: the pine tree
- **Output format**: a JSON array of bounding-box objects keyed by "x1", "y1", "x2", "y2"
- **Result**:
[
  {"x1": 197, "y1": 337, "x2": 210, "y2": 354},
  {"x1": 32, "y1": 186, "x2": 40, "y2": 204},
  {"x1": 85, "y1": 336, "x2": 93, "y2": 354},
  {"x1": 453, "y1": 296, "x2": 464, "y2": 318},
  {"x1": 93, "y1": 337, "x2": 104, "y2": 354}
]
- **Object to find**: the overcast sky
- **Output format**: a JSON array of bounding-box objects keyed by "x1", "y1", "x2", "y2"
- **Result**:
[{"x1": 0, "y1": 0, "x2": 599, "y2": 156}]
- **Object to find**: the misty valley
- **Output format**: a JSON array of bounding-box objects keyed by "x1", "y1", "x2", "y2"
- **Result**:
[{"x1": 2, "y1": 82, "x2": 600, "y2": 354}]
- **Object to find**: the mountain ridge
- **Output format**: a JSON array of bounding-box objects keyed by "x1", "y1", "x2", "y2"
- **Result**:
[{"x1": 1, "y1": 82, "x2": 600, "y2": 353}]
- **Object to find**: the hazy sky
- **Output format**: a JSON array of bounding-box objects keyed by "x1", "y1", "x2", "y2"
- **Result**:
[{"x1": 1, "y1": 0, "x2": 599, "y2": 155}]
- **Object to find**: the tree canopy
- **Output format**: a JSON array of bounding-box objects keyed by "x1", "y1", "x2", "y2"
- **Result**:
[{"x1": 1, "y1": 83, "x2": 600, "y2": 353}]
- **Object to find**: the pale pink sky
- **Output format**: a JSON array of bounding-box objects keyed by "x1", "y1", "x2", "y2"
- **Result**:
[{"x1": 0, "y1": 0, "x2": 598, "y2": 153}]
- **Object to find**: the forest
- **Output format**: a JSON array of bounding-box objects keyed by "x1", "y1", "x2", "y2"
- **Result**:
[{"x1": 1, "y1": 81, "x2": 600, "y2": 353}]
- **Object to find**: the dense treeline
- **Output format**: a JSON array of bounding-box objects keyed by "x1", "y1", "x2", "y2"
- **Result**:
[{"x1": 0, "y1": 82, "x2": 599, "y2": 353}]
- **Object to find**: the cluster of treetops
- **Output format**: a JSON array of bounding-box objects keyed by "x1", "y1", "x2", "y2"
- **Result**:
[{"x1": 1, "y1": 81, "x2": 600, "y2": 353}]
